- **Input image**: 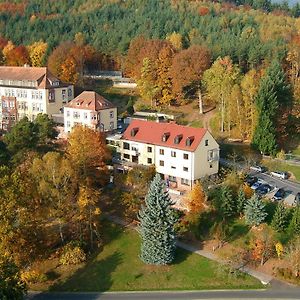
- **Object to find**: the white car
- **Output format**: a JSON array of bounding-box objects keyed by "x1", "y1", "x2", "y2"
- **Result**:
[
  {"x1": 251, "y1": 180, "x2": 264, "y2": 190},
  {"x1": 270, "y1": 171, "x2": 288, "y2": 180},
  {"x1": 250, "y1": 165, "x2": 266, "y2": 172}
]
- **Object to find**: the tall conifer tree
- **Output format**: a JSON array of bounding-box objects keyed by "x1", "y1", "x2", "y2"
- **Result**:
[
  {"x1": 138, "y1": 174, "x2": 177, "y2": 265},
  {"x1": 252, "y1": 60, "x2": 290, "y2": 155}
]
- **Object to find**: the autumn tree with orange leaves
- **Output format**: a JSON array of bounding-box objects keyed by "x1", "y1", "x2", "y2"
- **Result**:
[
  {"x1": 170, "y1": 45, "x2": 211, "y2": 111},
  {"x1": 66, "y1": 125, "x2": 110, "y2": 184}
]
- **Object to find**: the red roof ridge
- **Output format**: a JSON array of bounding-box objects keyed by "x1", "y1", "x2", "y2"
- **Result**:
[{"x1": 122, "y1": 119, "x2": 208, "y2": 152}]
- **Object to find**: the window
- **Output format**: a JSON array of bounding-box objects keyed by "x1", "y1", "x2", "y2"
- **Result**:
[
  {"x1": 110, "y1": 111, "x2": 114, "y2": 118},
  {"x1": 110, "y1": 121, "x2": 114, "y2": 129},
  {"x1": 73, "y1": 112, "x2": 80, "y2": 119},
  {"x1": 66, "y1": 110, "x2": 70, "y2": 117},
  {"x1": 169, "y1": 176, "x2": 176, "y2": 182},
  {"x1": 210, "y1": 164, "x2": 213, "y2": 168},
  {"x1": 159, "y1": 160, "x2": 164, "y2": 166},
  {"x1": 84, "y1": 112, "x2": 88, "y2": 119},
  {"x1": 183, "y1": 153, "x2": 189, "y2": 160},
  {"x1": 62, "y1": 89, "x2": 66, "y2": 100},
  {"x1": 147, "y1": 146, "x2": 152, "y2": 153},
  {"x1": 159, "y1": 149, "x2": 164, "y2": 155},
  {"x1": 171, "y1": 166, "x2": 176, "y2": 169},
  {"x1": 124, "y1": 154, "x2": 130, "y2": 159},
  {"x1": 123, "y1": 142, "x2": 130, "y2": 150},
  {"x1": 49, "y1": 90, "x2": 55, "y2": 102},
  {"x1": 68, "y1": 88, "x2": 72, "y2": 97},
  {"x1": 171, "y1": 151, "x2": 176, "y2": 157},
  {"x1": 181, "y1": 178, "x2": 190, "y2": 186},
  {"x1": 205, "y1": 139, "x2": 209, "y2": 146},
  {"x1": 147, "y1": 158, "x2": 152, "y2": 164},
  {"x1": 67, "y1": 121, "x2": 71, "y2": 127},
  {"x1": 183, "y1": 167, "x2": 188, "y2": 172}
]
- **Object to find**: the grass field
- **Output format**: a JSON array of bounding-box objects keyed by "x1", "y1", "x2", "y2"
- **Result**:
[{"x1": 29, "y1": 222, "x2": 263, "y2": 292}]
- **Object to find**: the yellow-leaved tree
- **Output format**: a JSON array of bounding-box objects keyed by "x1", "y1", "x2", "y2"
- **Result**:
[
  {"x1": 27, "y1": 41, "x2": 47, "y2": 67},
  {"x1": 187, "y1": 181, "x2": 207, "y2": 213},
  {"x1": 66, "y1": 125, "x2": 110, "y2": 184},
  {"x1": 76, "y1": 185, "x2": 101, "y2": 249}
]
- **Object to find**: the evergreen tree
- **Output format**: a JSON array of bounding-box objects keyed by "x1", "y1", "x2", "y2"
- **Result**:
[
  {"x1": 138, "y1": 174, "x2": 177, "y2": 265},
  {"x1": 244, "y1": 195, "x2": 267, "y2": 226},
  {"x1": 271, "y1": 202, "x2": 288, "y2": 232},
  {"x1": 252, "y1": 60, "x2": 291, "y2": 155},
  {"x1": 237, "y1": 188, "x2": 246, "y2": 216},
  {"x1": 219, "y1": 185, "x2": 236, "y2": 219},
  {"x1": 289, "y1": 205, "x2": 300, "y2": 236}
]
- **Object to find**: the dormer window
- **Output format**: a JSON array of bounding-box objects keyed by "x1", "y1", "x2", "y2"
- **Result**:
[
  {"x1": 186, "y1": 136, "x2": 194, "y2": 146},
  {"x1": 131, "y1": 127, "x2": 139, "y2": 137},
  {"x1": 174, "y1": 134, "x2": 183, "y2": 144},
  {"x1": 162, "y1": 132, "x2": 170, "y2": 142}
]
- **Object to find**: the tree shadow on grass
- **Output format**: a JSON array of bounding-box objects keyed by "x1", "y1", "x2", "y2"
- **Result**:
[
  {"x1": 173, "y1": 247, "x2": 192, "y2": 265},
  {"x1": 49, "y1": 251, "x2": 123, "y2": 292}
]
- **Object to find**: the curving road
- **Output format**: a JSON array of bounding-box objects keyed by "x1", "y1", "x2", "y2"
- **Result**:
[{"x1": 27, "y1": 288, "x2": 300, "y2": 300}]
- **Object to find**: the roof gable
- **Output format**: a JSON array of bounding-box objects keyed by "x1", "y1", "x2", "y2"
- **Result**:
[
  {"x1": 122, "y1": 120, "x2": 207, "y2": 152},
  {"x1": 65, "y1": 91, "x2": 115, "y2": 111}
]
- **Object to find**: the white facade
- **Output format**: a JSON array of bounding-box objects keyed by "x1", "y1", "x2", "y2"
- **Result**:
[
  {"x1": 64, "y1": 106, "x2": 117, "y2": 133},
  {"x1": 0, "y1": 81, "x2": 73, "y2": 122},
  {"x1": 110, "y1": 130, "x2": 219, "y2": 190}
]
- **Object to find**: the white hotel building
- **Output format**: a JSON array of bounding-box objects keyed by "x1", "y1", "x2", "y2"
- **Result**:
[
  {"x1": 0, "y1": 66, "x2": 74, "y2": 130},
  {"x1": 108, "y1": 120, "x2": 219, "y2": 190}
]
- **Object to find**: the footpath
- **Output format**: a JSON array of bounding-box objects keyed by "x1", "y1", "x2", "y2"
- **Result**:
[{"x1": 107, "y1": 215, "x2": 293, "y2": 288}]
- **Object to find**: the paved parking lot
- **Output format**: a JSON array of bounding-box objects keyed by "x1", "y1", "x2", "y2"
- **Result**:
[{"x1": 249, "y1": 171, "x2": 300, "y2": 205}]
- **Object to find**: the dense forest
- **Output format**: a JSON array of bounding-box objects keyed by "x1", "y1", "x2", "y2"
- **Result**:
[{"x1": 0, "y1": 0, "x2": 300, "y2": 154}]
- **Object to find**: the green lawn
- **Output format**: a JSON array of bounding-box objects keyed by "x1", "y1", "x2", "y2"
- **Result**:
[{"x1": 47, "y1": 222, "x2": 262, "y2": 292}]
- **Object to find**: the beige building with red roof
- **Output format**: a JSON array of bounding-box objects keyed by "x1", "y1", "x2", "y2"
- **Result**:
[
  {"x1": 0, "y1": 66, "x2": 74, "y2": 130},
  {"x1": 108, "y1": 119, "x2": 219, "y2": 190},
  {"x1": 64, "y1": 91, "x2": 117, "y2": 133}
]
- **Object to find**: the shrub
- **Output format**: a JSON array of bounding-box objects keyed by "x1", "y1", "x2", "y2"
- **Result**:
[
  {"x1": 59, "y1": 243, "x2": 86, "y2": 265},
  {"x1": 20, "y1": 270, "x2": 47, "y2": 284}
]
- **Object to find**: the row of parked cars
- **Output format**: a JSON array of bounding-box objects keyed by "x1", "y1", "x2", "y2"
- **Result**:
[{"x1": 245, "y1": 175, "x2": 292, "y2": 201}]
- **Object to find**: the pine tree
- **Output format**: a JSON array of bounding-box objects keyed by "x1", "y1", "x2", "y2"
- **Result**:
[
  {"x1": 271, "y1": 202, "x2": 288, "y2": 232},
  {"x1": 138, "y1": 174, "x2": 177, "y2": 265},
  {"x1": 244, "y1": 195, "x2": 267, "y2": 227},
  {"x1": 219, "y1": 185, "x2": 236, "y2": 219},
  {"x1": 237, "y1": 188, "x2": 246, "y2": 216},
  {"x1": 252, "y1": 60, "x2": 291, "y2": 155},
  {"x1": 289, "y1": 205, "x2": 300, "y2": 235}
]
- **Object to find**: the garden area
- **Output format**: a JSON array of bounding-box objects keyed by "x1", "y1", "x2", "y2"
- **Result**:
[{"x1": 29, "y1": 222, "x2": 262, "y2": 292}]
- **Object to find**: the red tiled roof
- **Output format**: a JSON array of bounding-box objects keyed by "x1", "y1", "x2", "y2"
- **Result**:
[
  {"x1": 122, "y1": 120, "x2": 207, "y2": 152},
  {"x1": 65, "y1": 91, "x2": 115, "y2": 111}
]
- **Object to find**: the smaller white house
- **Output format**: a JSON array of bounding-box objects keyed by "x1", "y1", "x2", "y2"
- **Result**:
[{"x1": 64, "y1": 91, "x2": 117, "y2": 133}]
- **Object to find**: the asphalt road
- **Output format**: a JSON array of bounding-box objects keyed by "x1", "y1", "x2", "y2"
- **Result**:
[{"x1": 27, "y1": 288, "x2": 300, "y2": 300}]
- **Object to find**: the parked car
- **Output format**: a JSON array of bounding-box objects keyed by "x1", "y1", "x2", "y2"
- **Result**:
[
  {"x1": 245, "y1": 176, "x2": 258, "y2": 186},
  {"x1": 270, "y1": 171, "x2": 288, "y2": 179},
  {"x1": 256, "y1": 184, "x2": 273, "y2": 196},
  {"x1": 250, "y1": 165, "x2": 267, "y2": 173},
  {"x1": 251, "y1": 180, "x2": 263, "y2": 190},
  {"x1": 272, "y1": 188, "x2": 285, "y2": 201}
]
